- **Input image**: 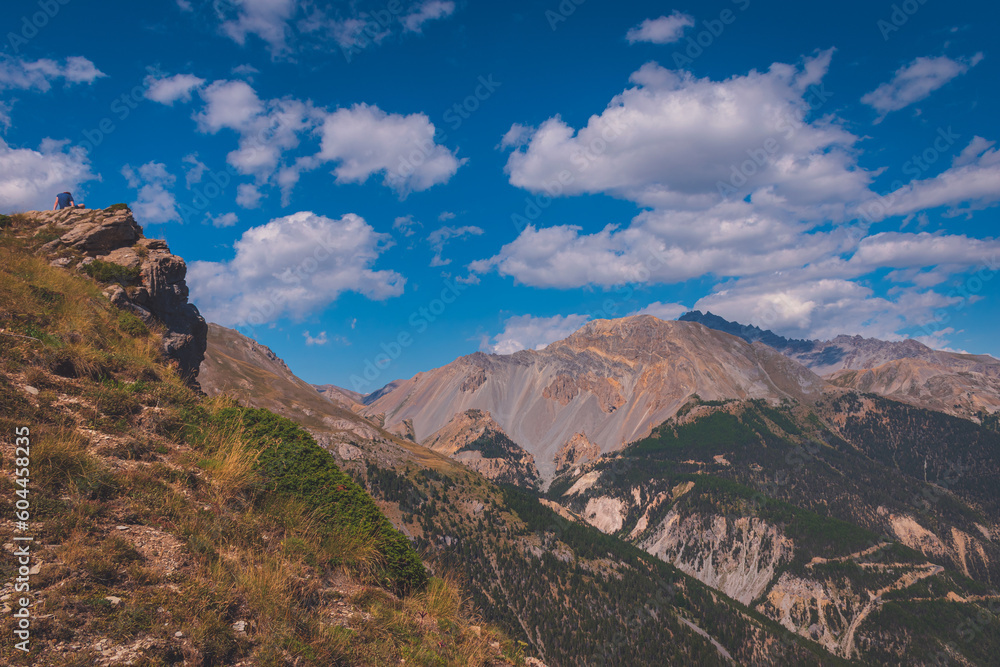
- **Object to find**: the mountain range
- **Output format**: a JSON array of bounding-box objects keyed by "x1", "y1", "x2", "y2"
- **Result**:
[{"x1": 5, "y1": 205, "x2": 1000, "y2": 665}]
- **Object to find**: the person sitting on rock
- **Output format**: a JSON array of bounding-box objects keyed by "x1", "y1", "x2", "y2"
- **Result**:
[{"x1": 53, "y1": 192, "x2": 83, "y2": 210}]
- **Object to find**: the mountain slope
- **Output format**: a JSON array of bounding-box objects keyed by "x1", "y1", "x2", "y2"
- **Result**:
[
  {"x1": 0, "y1": 212, "x2": 513, "y2": 666},
  {"x1": 364, "y1": 315, "x2": 826, "y2": 480},
  {"x1": 199, "y1": 320, "x2": 839, "y2": 665},
  {"x1": 548, "y1": 396, "x2": 1000, "y2": 662},
  {"x1": 680, "y1": 310, "x2": 1000, "y2": 417}
]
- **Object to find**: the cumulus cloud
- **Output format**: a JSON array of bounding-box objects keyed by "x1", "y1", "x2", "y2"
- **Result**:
[
  {"x1": 173, "y1": 78, "x2": 461, "y2": 202},
  {"x1": 626, "y1": 12, "x2": 694, "y2": 44},
  {"x1": 0, "y1": 55, "x2": 105, "y2": 91},
  {"x1": 861, "y1": 54, "x2": 982, "y2": 119},
  {"x1": 693, "y1": 274, "x2": 961, "y2": 342},
  {"x1": 474, "y1": 50, "x2": 999, "y2": 348},
  {"x1": 188, "y1": 211, "x2": 404, "y2": 326},
  {"x1": 484, "y1": 313, "x2": 591, "y2": 354},
  {"x1": 122, "y1": 161, "x2": 179, "y2": 224},
  {"x1": 305, "y1": 103, "x2": 464, "y2": 197},
  {"x1": 144, "y1": 73, "x2": 205, "y2": 105},
  {"x1": 0, "y1": 137, "x2": 96, "y2": 211},
  {"x1": 503, "y1": 50, "x2": 870, "y2": 214},
  {"x1": 471, "y1": 200, "x2": 852, "y2": 288}
]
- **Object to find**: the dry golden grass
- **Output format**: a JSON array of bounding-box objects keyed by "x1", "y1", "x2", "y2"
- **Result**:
[
  {"x1": 200, "y1": 418, "x2": 263, "y2": 503},
  {"x1": 31, "y1": 427, "x2": 99, "y2": 494}
]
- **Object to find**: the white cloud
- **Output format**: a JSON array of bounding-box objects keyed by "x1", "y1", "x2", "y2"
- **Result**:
[
  {"x1": 303, "y1": 330, "x2": 328, "y2": 346},
  {"x1": 471, "y1": 200, "x2": 851, "y2": 288},
  {"x1": 427, "y1": 224, "x2": 483, "y2": 265},
  {"x1": 877, "y1": 137, "x2": 1000, "y2": 218},
  {"x1": 626, "y1": 12, "x2": 694, "y2": 44},
  {"x1": 401, "y1": 0, "x2": 455, "y2": 33},
  {"x1": 182, "y1": 153, "x2": 208, "y2": 187},
  {"x1": 693, "y1": 274, "x2": 961, "y2": 342},
  {"x1": 144, "y1": 73, "x2": 205, "y2": 105},
  {"x1": 194, "y1": 79, "x2": 267, "y2": 133},
  {"x1": 484, "y1": 313, "x2": 591, "y2": 354},
  {"x1": 0, "y1": 55, "x2": 105, "y2": 91},
  {"x1": 236, "y1": 183, "x2": 264, "y2": 208},
  {"x1": 438, "y1": 210, "x2": 456, "y2": 221},
  {"x1": 209, "y1": 0, "x2": 456, "y2": 57},
  {"x1": 310, "y1": 103, "x2": 463, "y2": 196},
  {"x1": 183, "y1": 79, "x2": 461, "y2": 202},
  {"x1": 216, "y1": 0, "x2": 297, "y2": 54},
  {"x1": 503, "y1": 50, "x2": 869, "y2": 214},
  {"x1": 0, "y1": 137, "x2": 96, "y2": 212},
  {"x1": 188, "y1": 211, "x2": 405, "y2": 326},
  {"x1": 633, "y1": 301, "x2": 689, "y2": 320},
  {"x1": 861, "y1": 54, "x2": 982, "y2": 119},
  {"x1": 122, "y1": 161, "x2": 179, "y2": 224},
  {"x1": 393, "y1": 214, "x2": 421, "y2": 237},
  {"x1": 205, "y1": 212, "x2": 238, "y2": 228}
]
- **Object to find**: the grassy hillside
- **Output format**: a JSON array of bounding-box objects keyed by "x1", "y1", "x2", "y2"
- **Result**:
[{"x1": 0, "y1": 214, "x2": 522, "y2": 666}]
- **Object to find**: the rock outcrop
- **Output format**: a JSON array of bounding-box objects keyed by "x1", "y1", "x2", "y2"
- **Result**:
[
  {"x1": 554, "y1": 432, "x2": 600, "y2": 476},
  {"x1": 422, "y1": 409, "x2": 540, "y2": 487},
  {"x1": 30, "y1": 206, "x2": 207, "y2": 383}
]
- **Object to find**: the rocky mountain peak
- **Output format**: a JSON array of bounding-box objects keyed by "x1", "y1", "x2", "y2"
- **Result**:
[{"x1": 29, "y1": 205, "x2": 207, "y2": 383}]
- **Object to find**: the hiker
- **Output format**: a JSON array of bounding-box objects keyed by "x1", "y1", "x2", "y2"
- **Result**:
[{"x1": 53, "y1": 192, "x2": 83, "y2": 210}]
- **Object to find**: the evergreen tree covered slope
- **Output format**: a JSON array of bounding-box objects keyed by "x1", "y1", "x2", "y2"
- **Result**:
[{"x1": 549, "y1": 396, "x2": 1000, "y2": 663}]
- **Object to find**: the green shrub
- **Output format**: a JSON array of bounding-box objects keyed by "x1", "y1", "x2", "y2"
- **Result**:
[
  {"x1": 0, "y1": 214, "x2": 11, "y2": 229},
  {"x1": 104, "y1": 203, "x2": 130, "y2": 213},
  {"x1": 116, "y1": 310, "x2": 148, "y2": 337},
  {"x1": 84, "y1": 260, "x2": 141, "y2": 286},
  {"x1": 210, "y1": 406, "x2": 428, "y2": 595}
]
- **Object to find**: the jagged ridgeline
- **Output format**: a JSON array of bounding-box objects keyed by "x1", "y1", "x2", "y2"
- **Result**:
[
  {"x1": 0, "y1": 209, "x2": 521, "y2": 666},
  {"x1": 549, "y1": 397, "x2": 1000, "y2": 663}
]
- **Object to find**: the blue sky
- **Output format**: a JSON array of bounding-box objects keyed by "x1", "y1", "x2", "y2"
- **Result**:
[{"x1": 2, "y1": 0, "x2": 999, "y2": 392}]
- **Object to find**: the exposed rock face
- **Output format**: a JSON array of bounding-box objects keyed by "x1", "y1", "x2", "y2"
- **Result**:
[
  {"x1": 423, "y1": 409, "x2": 540, "y2": 487},
  {"x1": 31, "y1": 207, "x2": 207, "y2": 383},
  {"x1": 554, "y1": 432, "x2": 600, "y2": 476},
  {"x1": 681, "y1": 309, "x2": 1000, "y2": 417},
  {"x1": 640, "y1": 510, "x2": 795, "y2": 605},
  {"x1": 364, "y1": 315, "x2": 827, "y2": 480}
]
